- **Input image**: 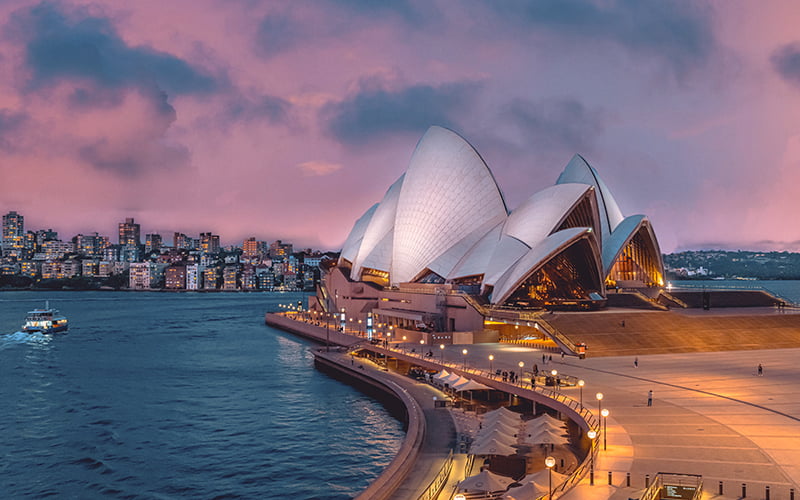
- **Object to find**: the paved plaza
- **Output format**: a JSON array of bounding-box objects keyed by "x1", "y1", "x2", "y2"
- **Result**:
[{"x1": 431, "y1": 342, "x2": 800, "y2": 499}]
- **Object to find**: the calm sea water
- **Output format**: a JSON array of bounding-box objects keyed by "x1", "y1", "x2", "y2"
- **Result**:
[
  {"x1": 670, "y1": 279, "x2": 800, "y2": 304},
  {"x1": 0, "y1": 291, "x2": 403, "y2": 499}
]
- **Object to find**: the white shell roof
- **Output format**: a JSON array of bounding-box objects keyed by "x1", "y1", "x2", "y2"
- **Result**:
[
  {"x1": 503, "y1": 183, "x2": 596, "y2": 247},
  {"x1": 351, "y1": 175, "x2": 404, "y2": 279},
  {"x1": 339, "y1": 203, "x2": 378, "y2": 265},
  {"x1": 428, "y1": 215, "x2": 506, "y2": 279},
  {"x1": 556, "y1": 154, "x2": 624, "y2": 240},
  {"x1": 492, "y1": 227, "x2": 601, "y2": 304},
  {"x1": 602, "y1": 214, "x2": 663, "y2": 278},
  {"x1": 391, "y1": 126, "x2": 508, "y2": 285},
  {"x1": 482, "y1": 235, "x2": 531, "y2": 288}
]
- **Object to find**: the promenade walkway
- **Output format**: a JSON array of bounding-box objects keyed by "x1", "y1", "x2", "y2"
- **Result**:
[{"x1": 268, "y1": 313, "x2": 800, "y2": 499}]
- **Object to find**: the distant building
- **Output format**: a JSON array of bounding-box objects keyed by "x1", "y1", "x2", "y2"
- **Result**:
[
  {"x1": 269, "y1": 240, "x2": 292, "y2": 259},
  {"x1": 241, "y1": 265, "x2": 257, "y2": 290},
  {"x1": 223, "y1": 265, "x2": 240, "y2": 290},
  {"x1": 165, "y1": 264, "x2": 187, "y2": 289},
  {"x1": 98, "y1": 261, "x2": 114, "y2": 277},
  {"x1": 41, "y1": 261, "x2": 63, "y2": 279},
  {"x1": 62, "y1": 260, "x2": 81, "y2": 278},
  {"x1": 2, "y1": 211, "x2": 24, "y2": 258},
  {"x1": 82, "y1": 260, "x2": 99, "y2": 277},
  {"x1": 119, "y1": 218, "x2": 141, "y2": 247},
  {"x1": 200, "y1": 232, "x2": 220, "y2": 255},
  {"x1": 20, "y1": 261, "x2": 39, "y2": 278},
  {"x1": 103, "y1": 246, "x2": 119, "y2": 262},
  {"x1": 203, "y1": 266, "x2": 220, "y2": 289},
  {"x1": 120, "y1": 244, "x2": 140, "y2": 263},
  {"x1": 173, "y1": 232, "x2": 191, "y2": 250},
  {"x1": 145, "y1": 233, "x2": 162, "y2": 253},
  {"x1": 186, "y1": 263, "x2": 201, "y2": 290},
  {"x1": 74, "y1": 233, "x2": 103, "y2": 257},
  {"x1": 40, "y1": 240, "x2": 74, "y2": 260},
  {"x1": 129, "y1": 262, "x2": 152, "y2": 289}
]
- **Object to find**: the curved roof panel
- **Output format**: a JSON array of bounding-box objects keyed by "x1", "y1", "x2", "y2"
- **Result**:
[
  {"x1": 556, "y1": 154, "x2": 624, "y2": 239},
  {"x1": 351, "y1": 175, "x2": 404, "y2": 279},
  {"x1": 391, "y1": 126, "x2": 508, "y2": 284},
  {"x1": 427, "y1": 214, "x2": 505, "y2": 279},
  {"x1": 491, "y1": 227, "x2": 601, "y2": 304},
  {"x1": 339, "y1": 203, "x2": 378, "y2": 265},
  {"x1": 602, "y1": 215, "x2": 663, "y2": 278},
  {"x1": 503, "y1": 183, "x2": 596, "y2": 248},
  {"x1": 482, "y1": 235, "x2": 531, "y2": 287},
  {"x1": 446, "y1": 220, "x2": 505, "y2": 280}
]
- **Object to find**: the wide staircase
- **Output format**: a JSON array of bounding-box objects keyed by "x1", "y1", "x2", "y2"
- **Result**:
[{"x1": 545, "y1": 310, "x2": 800, "y2": 357}]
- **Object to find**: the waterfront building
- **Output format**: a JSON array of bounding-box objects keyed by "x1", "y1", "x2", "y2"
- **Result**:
[
  {"x1": 82, "y1": 260, "x2": 99, "y2": 277},
  {"x1": 34, "y1": 229, "x2": 58, "y2": 247},
  {"x1": 20, "y1": 261, "x2": 39, "y2": 278},
  {"x1": 186, "y1": 263, "x2": 201, "y2": 290},
  {"x1": 145, "y1": 233, "x2": 162, "y2": 253},
  {"x1": 200, "y1": 233, "x2": 220, "y2": 255},
  {"x1": 223, "y1": 265, "x2": 240, "y2": 290},
  {"x1": 0, "y1": 262, "x2": 19, "y2": 275},
  {"x1": 98, "y1": 261, "x2": 114, "y2": 277},
  {"x1": 119, "y1": 218, "x2": 141, "y2": 247},
  {"x1": 313, "y1": 126, "x2": 664, "y2": 340},
  {"x1": 41, "y1": 261, "x2": 63, "y2": 279},
  {"x1": 2, "y1": 211, "x2": 24, "y2": 258},
  {"x1": 241, "y1": 265, "x2": 257, "y2": 290},
  {"x1": 120, "y1": 244, "x2": 140, "y2": 263},
  {"x1": 24, "y1": 231, "x2": 36, "y2": 258},
  {"x1": 165, "y1": 264, "x2": 187, "y2": 289},
  {"x1": 40, "y1": 240, "x2": 74, "y2": 260},
  {"x1": 74, "y1": 233, "x2": 103, "y2": 257},
  {"x1": 203, "y1": 266, "x2": 220, "y2": 289},
  {"x1": 129, "y1": 262, "x2": 151, "y2": 289},
  {"x1": 256, "y1": 266, "x2": 274, "y2": 290},
  {"x1": 62, "y1": 260, "x2": 81, "y2": 278}
]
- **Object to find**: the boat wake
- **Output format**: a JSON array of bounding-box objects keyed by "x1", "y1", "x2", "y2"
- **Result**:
[{"x1": 1, "y1": 331, "x2": 52, "y2": 349}]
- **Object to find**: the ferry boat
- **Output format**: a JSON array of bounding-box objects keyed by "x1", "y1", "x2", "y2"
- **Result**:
[{"x1": 22, "y1": 302, "x2": 68, "y2": 334}]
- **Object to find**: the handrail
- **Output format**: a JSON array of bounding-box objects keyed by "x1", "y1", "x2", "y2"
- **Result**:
[
  {"x1": 640, "y1": 472, "x2": 703, "y2": 500},
  {"x1": 658, "y1": 290, "x2": 689, "y2": 309},
  {"x1": 533, "y1": 317, "x2": 579, "y2": 356},
  {"x1": 417, "y1": 449, "x2": 454, "y2": 500}
]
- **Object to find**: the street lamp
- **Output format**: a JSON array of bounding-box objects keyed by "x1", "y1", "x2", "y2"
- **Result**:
[
  {"x1": 489, "y1": 354, "x2": 494, "y2": 375},
  {"x1": 402, "y1": 335, "x2": 407, "y2": 353},
  {"x1": 518, "y1": 361, "x2": 524, "y2": 384},
  {"x1": 462, "y1": 348, "x2": 468, "y2": 370},
  {"x1": 440, "y1": 344, "x2": 445, "y2": 363},
  {"x1": 420, "y1": 339, "x2": 425, "y2": 356},
  {"x1": 578, "y1": 379, "x2": 585, "y2": 407},
  {"x1": 545, "y1": 455, "x2": 556, "y2": 500},
  {"x1": 596, "y1": 392, "x2": 604, "y2": 420},
  {"x1": 601, "y1": 408, "x2": 609, "y2": 450},
  {"x1": 551, "y1": 369, "x2": 558, "y2": 392},
  {"x1": 587, "y1": 430, "x2": 597, "y2": 485}
]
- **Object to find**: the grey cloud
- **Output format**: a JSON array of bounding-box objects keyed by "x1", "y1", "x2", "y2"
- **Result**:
[
  {"x1": 226, "y1": 94, "x2": 291, "y2": 124},
  {"x1": 486, "y1": 0, "x2": 715, "y2": 77},
  {"x1": 771, "y1": 43, "x2": 800, "y2": 88},
  {"x1": 503, "y1": 97, "x2": 605, "y2": 155},
  {"x1": 321, "y1": 80, "x2": 480, "y2": 145},
  {"x1": 9, "y1": 2, "x2": 220, "y2": 95},
  {"x1": 0, "y1": 109, "x2": 28, "y2": 151},
  {"x1": 255, "y1": 13, "x2": 303, "y2": 58}
]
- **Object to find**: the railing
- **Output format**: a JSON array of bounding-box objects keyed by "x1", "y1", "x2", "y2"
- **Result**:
[
  {"x1": 533, "y1": 317, "x2": 579, "y2": 356},
  {"x1": 640, "y1": 473, "x2": 703, "y2": 500},
  {"x1": 417, "y1": 449, "x2": 454, "y2": 500},
  {"x1": 658, "y1": 290, "x2": 689, "y2": 308},
  {"x1": 621, "y1": 289, "x2": 669, "y2": 311}
]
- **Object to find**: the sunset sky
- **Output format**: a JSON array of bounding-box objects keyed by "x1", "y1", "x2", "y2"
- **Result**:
[{"x1": 2, "y1": 1, "x2": 800, "y2": 252}]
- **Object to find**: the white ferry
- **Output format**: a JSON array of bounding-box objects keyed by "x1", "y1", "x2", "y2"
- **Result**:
[{"x1": 22, "y1": 302, "x2": 69, "y2": 334}]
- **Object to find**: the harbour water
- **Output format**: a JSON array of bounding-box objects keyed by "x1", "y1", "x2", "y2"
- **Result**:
[{"x1": 0, "y1": 291, "x2": 404, "y2": 499}]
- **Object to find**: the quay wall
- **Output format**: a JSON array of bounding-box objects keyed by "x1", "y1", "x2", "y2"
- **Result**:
[{"x1": 266, "y1": 313, "x2": 426, "y2": 500}]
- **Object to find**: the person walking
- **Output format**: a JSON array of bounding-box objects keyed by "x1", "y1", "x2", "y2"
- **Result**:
[
  {"x1": 647, "y1": 390, "x2": 653, "y2": 407},
  {"x1": 758, "y1": 363, "x2": 763, "y2": 376},
  {"x1": 634, "y1": 357, "x2": 638, "y2": 368}
]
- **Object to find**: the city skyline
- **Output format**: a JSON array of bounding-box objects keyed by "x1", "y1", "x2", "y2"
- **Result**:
[{"x1": 2, "y1": 2, "x2": 800, "y2": 252}]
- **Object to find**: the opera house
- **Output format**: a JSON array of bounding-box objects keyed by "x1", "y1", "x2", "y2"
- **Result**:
[{"x1": 310, "y1": 126, "x2": 665, "y2": 346}]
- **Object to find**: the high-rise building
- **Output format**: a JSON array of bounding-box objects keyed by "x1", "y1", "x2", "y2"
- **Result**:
[
  {"x1": 242, "y1": 237, "x2": 260, "y2": 262},
  {"x1": 203, "y1": 266, "x2": 220, "y2": 289},
  {"x1": 173, "y1": 232, "x2": 190, "y2": 250},
  {"x1": 145, "y1": 233, "x2": 162, "y2": 253},
  {"x1": 223, "y1": 265, "x2": 240, "y2": 290},
  {"x1": 2, "y1": 211, "x2": 24, "y2": 258},
  {"x1": 74, "y1": 233, "x2": 102, "y2": 257},
  {"x1": 269, "y1": 240, "x2": 293, "y2": 259},
  {"x1": 119, "y1": 218, "x2": 141, "y2": 246},
  {"x1": 200, "y1": 233, "x2": 220, "y2": 255},
  {"x1": 129, "y1": 262, "x2": 152, "y2": 289}
]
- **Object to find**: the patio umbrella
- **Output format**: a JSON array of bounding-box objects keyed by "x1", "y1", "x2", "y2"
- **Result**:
[
  {"x1": 469, "y1": 437, "x2": 517, "y2": 456},
  {"x1": 458, "y1": 469, "x2": 515, "y2": 493},
  {"x1": 520, "y1": 469, "x2": 567, "y2": 486},
  {"x1": 473, "y1": 429, "x2": 517, "y2": 448},
  {"x1": 482, "y1": 419, "x2": 519, "y2": 436},
  {"x1": 522, "y1": 427, "x2": 568, "y2": 446},
  {"x1": 502, "y1": 479, "x2": 549, "y2": 500}
]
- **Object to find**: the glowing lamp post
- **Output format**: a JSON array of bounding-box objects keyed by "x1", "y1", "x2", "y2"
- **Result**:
[
  {"x1": 440, "y1": 344, "x2": 445, "y2": 363},
  {"x1": 489, "y1": 354, "x2": 494, "y2": 375},
  {"x1": 601, "y1": 408, "x2": 609, "y2": 450},
  {"x1": 578, "y1": 379, "x2": 585, "y2": 407},
  {"x1": 551, "y1": 369, "x2": 558, "y2": 391},
  {"x1": 545, "y1": 456, "x2": 556, "y2": 500},
  {"x1": 339, "y1": 308, "x2": 346, "y2": 333},
  {"x1": 587, "y1": 430, "x2": 597, "y2": 485},
  {"x1": 420, "y1": 339, "x2": 425, "y2": 356},
  {"x1": 402, "y1": 335, "x2": 407, "y2": 353},
  {"x1": 518, "y1": 361, "x2": 524, "y2": 384},
  {"x1": 462, "y1": 348, "x2": 468, "y2": 370},
  {"x1": 596, "y1": 392, "x2": 604, "y2": 420}
]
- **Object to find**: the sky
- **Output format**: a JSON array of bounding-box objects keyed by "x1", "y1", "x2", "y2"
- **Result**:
[{"x1": 1, "y1": 1, "x2": 800, "y2": 253}]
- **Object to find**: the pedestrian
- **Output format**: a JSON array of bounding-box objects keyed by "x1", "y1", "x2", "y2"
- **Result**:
[
  {"x1": 533, "y1": 363, "x2": 538, "y2": 376},
  {"x1": 758, "y1": 363, "x2": 763, "y2": 376},
  {"x1": 561, "y1": 351, "x2": 565, "y2": 360},
  {"x1": 548, "y1": 355, "x2": 552, "y2": 363},
  {"x1": 647, "y1": 390, "x2": 653, "y2": 407},
  {"x1": 634, "y1": 357, "x2": 638, "y2": 368},
  {"x1": 542, "y1": 354, "x2": 546, "y2": 364}
]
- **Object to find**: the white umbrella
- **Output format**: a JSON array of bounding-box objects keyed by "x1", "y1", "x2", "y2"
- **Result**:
[
  {"x1": 522, "y1": 427, "x2": 568, "y2": 446},
  {"x1": 473, "y1": 429, "x2": 517, "y2": 448},
  {"x1": 453, "y1": 378, "x2": 492, "y2": 391},
  {"x1": 482, "y1": 419, "x2": 519, "y2": 436},
  {"x1": 502, "y1": 480, "x2": 549, "y2": 500},
  {"x1": 531, "y1": 413, "x2": 565, "y2": 427},
  {"x1": 458, "y1": 469, "x2": 515, "y2": 493},
  {"x1": 524, "y1": 418, "x2": 566, "y2": 435},
  {"x1": 520, "y1": 469, "x2": 567, "y2": 486},
  {"x1": 485, "y1": 406, "x2": 520, "y2": 419},
  {"x1": 470, "y1": 437, "x2": 517, "y2": 456},
  {"x1": 433, "y1": 369, "x2": 450, "y2": 380}
]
